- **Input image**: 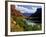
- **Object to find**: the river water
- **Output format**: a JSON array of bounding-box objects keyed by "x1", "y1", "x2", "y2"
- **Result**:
[{"x1": 23, "y1": 19, "x2": 36, "y2": 26}]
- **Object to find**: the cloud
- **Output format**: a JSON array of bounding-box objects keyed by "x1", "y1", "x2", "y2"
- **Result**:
[{"x1": 15, "y1": 5, "x2": 37, "y2": 13}]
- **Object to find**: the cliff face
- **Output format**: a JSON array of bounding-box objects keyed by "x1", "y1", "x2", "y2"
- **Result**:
[
  {"x1": 11, "y1": 5, "x2": 23, "y2": 17},
  {"x1": 11, "y1": 5, "x2": 24, "y2": 32}
]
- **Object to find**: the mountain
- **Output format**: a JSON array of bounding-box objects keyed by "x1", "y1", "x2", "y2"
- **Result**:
[
  {"x1": 29, "y1": 8, "x2": 42, "y2": 23},
  {"x1": 11, "y1": 5, "x2": 23, "y2": 17},
  {"x1": 31, "y1": 8, "x2": 42, "y2": 17},
  {"x1": 11, "y1": 5, "x2": 33, "y2": 17}
]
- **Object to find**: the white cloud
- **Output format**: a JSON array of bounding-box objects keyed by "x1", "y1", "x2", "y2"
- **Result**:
[{"x1": 15, "y1": 5, "x2": 37, "y2": 13}]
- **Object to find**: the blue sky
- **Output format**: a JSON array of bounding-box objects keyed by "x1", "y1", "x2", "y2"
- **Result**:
[{"x1": 15, "y1": 5, "x2": 41, "y2": 13}]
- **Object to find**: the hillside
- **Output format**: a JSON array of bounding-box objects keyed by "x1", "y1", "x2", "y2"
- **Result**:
[{"x1": 10, "y1": 5, "x2": 42, "y2": 32}]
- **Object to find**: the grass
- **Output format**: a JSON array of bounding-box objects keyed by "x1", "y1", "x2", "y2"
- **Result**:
[{"x1": 10, "y1": 16, "x2": 42, "y2": 32}]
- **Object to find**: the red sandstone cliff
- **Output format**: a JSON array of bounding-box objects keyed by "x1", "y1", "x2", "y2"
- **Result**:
[{"x1": 11, "y1": 5, "x2": 23, "y2": 17}]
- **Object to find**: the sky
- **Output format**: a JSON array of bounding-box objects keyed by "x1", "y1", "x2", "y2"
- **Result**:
[{"x1": 15, "y1": 5, "x2": 41, "y2": 14}]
